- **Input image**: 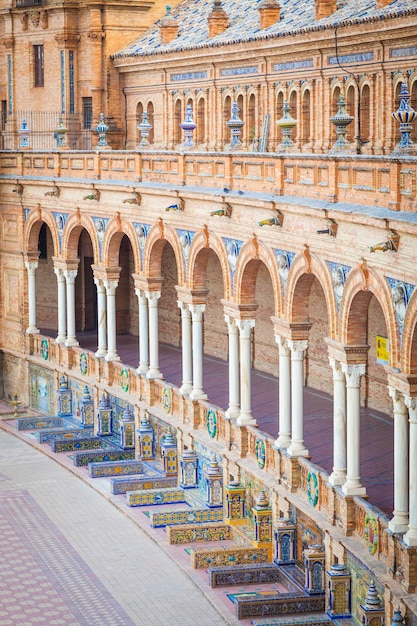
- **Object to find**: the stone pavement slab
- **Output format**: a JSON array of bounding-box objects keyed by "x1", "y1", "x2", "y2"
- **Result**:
[{"x1": 0, "y1": 427, "x2": 229, "y2": 626}]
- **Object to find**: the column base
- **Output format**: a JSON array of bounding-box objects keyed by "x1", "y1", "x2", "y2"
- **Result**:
[
  {"x1": 136, "y1": 363, "x2": 149, "y2": 375},
  {"x1": 105, "y1": 352, "x2": 120, "y2": 362},
  {"x1": 287, "y1": 442, "x2": 309, "y2": 458},
  {"x1": 95, "y1": 348, "x2": 107, "y2": 358},
  {"x1": 190, "y1": 389, "x2": 207, "y2": 401},
  {"x1": 225, "y1": 406, "x2": 240, "y2": 420},
  {"x1": 328, "y1": 471, "x2": 347, "y2": 487},
  {"x1": 65, "y1": 338, "x2": 79, "y2": 347},
  {"x1": 55, "y1": 335, "x2": 67, "y2": 345},
  {"x1": 146, "y1": 370, "x2": 163, "y2": 380},
  {"x1": 403, "y1": 527, "x2": 417, "y2": 547},
  {"x1": 389, "y1": 512, "x2": 409, "y2": 534},
  {"x1": 274, "y1": 434, "x2": 291, "y2": 449},
  {"x1": 26, "y1": 326, "x2": 40, "y2": 335},
  {"x1": 342, "y1": 480, "x2": 367, "y2": 496},
  {"x1": 179, "y1": 383, "x2": 193, "y2": 396},
  {"x1": 236, "y1": 414, "x2": 257, "y2": 427}
]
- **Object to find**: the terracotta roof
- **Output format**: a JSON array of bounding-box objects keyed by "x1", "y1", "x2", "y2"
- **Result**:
[{"x1": 113, "y1": 0, "x2": 417, "y2": 58}]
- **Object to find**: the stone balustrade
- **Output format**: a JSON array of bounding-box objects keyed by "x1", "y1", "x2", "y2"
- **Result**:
[{"x1": 1, "y1": 150, "x2": 416, "y2": 213}]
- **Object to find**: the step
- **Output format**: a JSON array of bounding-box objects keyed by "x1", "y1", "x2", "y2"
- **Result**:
[
  {"x1": 276, "y1": 563, "x2": 306, "y2": 591},
  {"x1": 167, "y1": 523, "x2": 232, "y2": 545},
  {"x1": 234, "y1": 592, "x2": 325, "y2": 621},
  {"x1": 190, "y1": 545, "x2": 270, "y2": 570},
  {"x1": 251, "y1": 614, "x2": 334, "y2": 626},
  {"x1": 208, "y1": 562, "x2": 282, "y2": 587},
  {"x1": 127, "y1": 487, "x2": 185, "y2": 507},
  {"x1": 88, "y1": 459, "x2": 143, "y2": 478},
  {"x1": 110, "y1": 475, "x2": 177, "y2": 495},
  {"x1": 72, "y1": 449, "x2": 134, "y2": 467}
]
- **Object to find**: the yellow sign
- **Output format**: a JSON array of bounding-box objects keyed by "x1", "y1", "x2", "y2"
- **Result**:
[{"x1": 376, "y1": 336, "x2": 389, "y2": 365}]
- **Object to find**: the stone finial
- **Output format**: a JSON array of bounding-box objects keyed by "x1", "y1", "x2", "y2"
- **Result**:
[
  {"x1": 315, "y1": 0, "x2": 337, "y2": 19},
  {"x1": 159, "y1": 5, "x2": 179, "y2": 44},
  {"x1": 363, "y1": 580, "x2": 382, "y2": 609},
  {"x1": 208, "y1": 0, "x2": 229, "y2": 38},
  {"x1": 258, "y1": 0, "x2": 281, "y2": 29}
]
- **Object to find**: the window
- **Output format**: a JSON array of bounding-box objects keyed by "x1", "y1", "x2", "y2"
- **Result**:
[
  {"x1": 83, "y1": 97, "x2": 93, "y2": 130},
  {"x1": 33, "y1": 44, "x2": 44, "y2": 87}
]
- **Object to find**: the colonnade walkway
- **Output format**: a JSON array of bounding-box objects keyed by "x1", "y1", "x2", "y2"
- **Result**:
[
  {"x1": 76, "y1": 330, "x2": 394, "y2": 517},
  {"x1": 0, "y1": 420, "x2": 230, "y2": 626}
]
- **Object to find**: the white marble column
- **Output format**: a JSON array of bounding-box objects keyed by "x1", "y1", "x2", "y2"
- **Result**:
[
  {"x1": 341, "y1": 363, "x2": 366, "y2": 496},
  {"x1": 54, "y1": 267, "x2": 66, "y2": 344},
  {"x1": 178, "y1": 301, "x2": 192, "y2": 395},
  {"x1": 25, "y1": 261, "x2": 39, "y2": 334},
  {"x1": 329, "y1": 358, "x2": 347, "y2": 486},
  {"x1": 404, "y1": 397, "x2": 417, "y2": 546},
  {"x1": 64, "y1": 269, "x2": 79, "y2": 347},
  {"x1": 225, "y1": 314, "x2": 240, "y2": 419},
  {"x1": 136, "y1": 289, "x2": 149, "y2": 375},
  {"x1": 146, "y1": 291, "x2": 162, "y2": 379},
  {"x1": 236, "y1": 319, "x2": 256, "y2": 426},
  {"x1": 104, "y1": 280, "x2": 120, "y2": 362},
  {"x1": 189, "y1": 304, "x2": 207, "y2": 400},
  {"x1": 94, "y1": 278, "x2": 107, "y2": 358},
  {"x1": 388, "y1": 387, "x2": 409, "y2": 533},
  {"x1": 275, "y1": 336, "x2": 291, "y2": 448},
  {"x1": 287, "y1": 340, "x2": 309, "y2": 457}
]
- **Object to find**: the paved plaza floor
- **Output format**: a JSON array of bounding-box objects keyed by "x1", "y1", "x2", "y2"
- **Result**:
[{"x1": 0, "y1": 419, "x2": 231, "y2": 626}]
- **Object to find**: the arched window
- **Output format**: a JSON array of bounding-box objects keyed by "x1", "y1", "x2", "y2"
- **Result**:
[
  {"x1": 197, "y1": 98, "x2": 205, "y2": 144},
  {"x1": 136, "y1": 102, "x2": 143, "y2": 145},
  {"x1": 276, "y1": 91, "x2": 284, "y2": 146},
  {"x1": 248, "y1": 93, "x2": 256, "y2": 147},
  {"x1": 174, "y1": 99, "x2": 182, "y2": 145},
  {"x1": 392, "y1": 82, "x2": 402, "y2": 147},
  {"x1": 410, "y1": 80, "x2": 417, "y2": 143},
  {"x1": 331, "y1": 86, "x2": 341, "y2": 143},
  {"x1": 223, "y1": 95, "x2": 232, "y2": 144},
  {"x1": 346, "y1": 85, "x2": 355, "y2": 143},
  {"x1": 146, "y1": 101, "x2": 154, "y2": 145},
  {"x1": 289, "y1": 91, "x2": 297, "y2": 142},
  {"x1": 360, "y1": 83, "x2": 370, "y2": 144},
  {"x1": 301, "y1": 89, "x2": 311, "y2": 144}
]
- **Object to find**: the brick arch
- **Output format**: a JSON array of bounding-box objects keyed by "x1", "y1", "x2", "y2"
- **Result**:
[
  {"x1": 24, "y1": 207, "x2": 59, "y2": 258},
  {"x1": 400, "y1": 288, "x2": 417, "y2": 375},
  {"x1": 186, "y1": 230, "x2": 231, "y2": 297},
  {"x1": 102, "y1": 217, "x2": 140, "y2": 272},
  {"x1": 234, "y1": 240, "x2": 281, "y2": 314},
  {"x1": 143, "y1": 220, "x2": 183, "y2": 283},
  {"x1": 340, "y1": 266, "x2": 399, "y2": 365},
  {"x1": 284, "y1": 252, "x2": 334, "y2": 332},
  {"x1": 61, "y1": 213, "x2": 99, "y2": 262}
]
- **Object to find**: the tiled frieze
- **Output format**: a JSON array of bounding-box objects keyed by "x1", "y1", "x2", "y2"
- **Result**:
[
  {"x1": 149, "y1": 507, "x2": 224, "y2": 528},
  {"x1": 88, "y1": 460, "x2": 143, "y2": 478},
  {"x1": 126, "y1": 487, "x2": 185, "y2": 507},
  {"x1": 190, "y1": 546, "x2": 270, "y2": 570},
  {"x1": 166, "y1": 523, "x2": 232, "y2": 545}
]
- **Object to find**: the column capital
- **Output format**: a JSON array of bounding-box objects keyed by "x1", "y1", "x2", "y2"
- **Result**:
[
  {"x1": 54, "y1": 267, "x2": 65, "y2": 280},
  {"x1": 146, "y1": 290, "x2": 161, "y2": 305},
  {"x1": 103, "y1": 280, "x2": 119, "y2": 294},
  {"x1": 236, "y1": 318, "x2": 255, "y2": 338},
  {"x1": 178, "y1": 300, "x2": 191, "y2": 315},
  {"x1": 329, "y1": 357, "x2": 345, "y2": 382},
  {"x1": 64, "y1": 268, "x2": 78, "y2": 283},
  {"x1": 224, "y1": 313, "x2": 237, "y2": 330},
  {"x1": 288, "y1": 339, "x2": 308, "y2": 358},
  {"x1": 275, "y1": 335, "x2": 290, "y2": 356},
  {"x1": 189, "y1": 303, "x2": 206, "y2": 319},
  {"x1": 388, "y1": 386, "x2": 407, "y2": 412},
  {"x1": 341, "y1": 363, "x2": 366, "y2": 387},
  {"x1": 25, "y1": 260, "x2": 39, "y2": 273},
  {"x1": 405, "y1": 396, "x2": 417, "y2": 421}
]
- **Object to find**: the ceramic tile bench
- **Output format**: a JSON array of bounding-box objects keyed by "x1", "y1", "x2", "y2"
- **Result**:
[
  {"x1": 148, "y1": 506, "x2": 224, "y2": 528},
  {"x1": 16, "y1": 417, "x2": 65, "y2": 431},
  {"x1": 88, "y1": 459, "x2": 143, "y2": 478},
  {"x1": 110, "y1": 475, "x2": 177, "y2": 495},
  {"x1": 51, "y1": 436, "x2": 104, "y2": 454},
  {"x1": 208, "y1": 562, "x2": 282, "y2": 587},
  {"x1": 251, "y1": 615, "x2": 335, "y2": 626},
  {"x1": 36, "y1": 428, "x2": 87, "y2": 443},
  {"x1": 190, "y1": 545, "x2": 270, "y2": 569},
  {"x1": 235, "y1": 592, "x2": 325, "y2": 621},
  {"x1": 167, "y1": 523, "x2": 232, "y2": 545},
  {"x1": 126, "y1": 487, "x2": 185, "y2": 507},
  {"x1": 72, "y1": 448, "x2": 135, "y2": 466}
]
